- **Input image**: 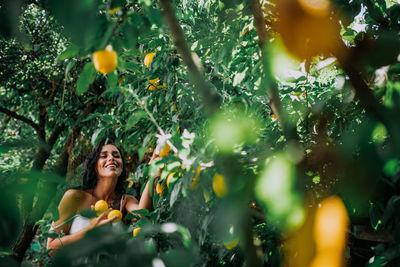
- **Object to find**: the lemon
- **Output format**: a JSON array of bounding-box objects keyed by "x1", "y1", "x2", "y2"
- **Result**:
[
  {"x1": 109, "y1": 7, "x2": 121, "y2": 14},
  {"x1": 147, "y1": 78, "x2": 167, "y2": 91},
  {"x1": 159, "y1": 143, "x2": 170, "y2": 157},
  {"x1": 212, "y1": 174, "x2": 227, "y2": 197},
  {"x1": 167, "y1": 172, "x2": 176, "y2": 187},
  {"x1": 94, "y1": 200, "x2": 108, "y2": 215},
  {"x1": 144, "y1": 52, "x2": 155, "y2": 68},
  {"x1": 191, "y1": 166, "x2": 203, "y2": 189},
  {"x1": 93, "y1": 45, "x2": 118, "y2": 74},
  {"x1": 133, "y1": 227, "x2": 141, "y2": 237},
  {"x1": 107, "y1": 209, "x2": 123, "y2": 222},
  {"x1": 191, "y1": 176, "x2": 200, "y2": 189},
  {"x1": 314, "y1": 196, "x2": 349, "y2": 251},
  {"x1": 223, "y1": 238, "x2": 239, "y2": 250},
  {"x1": 156, "y1": 183, "x2": 165, "y2": 196}
]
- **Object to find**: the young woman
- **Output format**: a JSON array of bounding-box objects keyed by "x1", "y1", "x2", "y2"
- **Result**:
[{"x1": 46, "y1": 139, "x2": 153, "y2": 255}]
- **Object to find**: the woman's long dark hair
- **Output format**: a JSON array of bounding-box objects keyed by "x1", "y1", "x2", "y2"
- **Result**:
[{"x1": 81, "y1": 138, "x2": 127, "y2": 195}]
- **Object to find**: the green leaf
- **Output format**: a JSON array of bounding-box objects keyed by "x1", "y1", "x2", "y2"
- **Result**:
[
  {"x1": 125, "y1": 62, "x2": 141, "y2": 73},
  {"x1": 125, "y1": 110, "x2": 148, "y2": 130},
  {"x1": 30, "y1": 242, "x2": 40, "y2": 252},
  {"x1": 106, "y1": 71, "x2": 118, "y2": 92},
  {"x1": 76, "y1": 62, "x2": 96, "y2": 95},
  {"x1": 57, "y1": 44, "x2": 80, "y2": 61},
  {"x1": 170, "y1": 180, "x2": 182, "y2": 207},
  {"x1": 82, "y1": 112, "x2": 101, "y2": 122},
  {"x1": 138, "y1": 147, "x2": 146, "y2": 161},
  {"x1": 91, "y1": 128, "x2": 103, "y2": 146}
]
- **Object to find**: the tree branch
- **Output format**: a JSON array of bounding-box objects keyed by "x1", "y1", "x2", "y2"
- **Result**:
[
  {"x1": 48, "y1": 124, "x2": 65, "y2": 148},
  {"x1": 159, "y1": 0, "x2": 221, "y2": 115},
  {"x1": 0, "y1": 106, "x2": 42, "y2": 135},
  {"x1": 248, "y1": 0, "x2": 298, "y2": 141},
  {"x1": 333, "y1": 39, "x2": 400, "y2": 148}
]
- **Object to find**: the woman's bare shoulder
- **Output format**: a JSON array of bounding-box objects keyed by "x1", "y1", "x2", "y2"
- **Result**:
[
  {"x1": 62, "y1": 189, "x2": 87, "y2": 201},
  {"x1": 59, "y1": 189, "x2": 93, "y2": 210},
  {"x1": 123, "y1": 194, "x2": 139, "y2": 212}
]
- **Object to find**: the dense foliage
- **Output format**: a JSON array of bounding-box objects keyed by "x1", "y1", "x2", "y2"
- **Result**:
[{"x1": 1, "y1": 0, "x2": 400, "y2": 266}]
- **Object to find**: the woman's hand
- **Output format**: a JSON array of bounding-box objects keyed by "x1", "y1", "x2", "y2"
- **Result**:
[{"x1": 88, "y1": 207, "x2": 119, "y2": 230}]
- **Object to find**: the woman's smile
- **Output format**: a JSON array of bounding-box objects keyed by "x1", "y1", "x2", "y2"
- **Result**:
[{"x1": 97, "y1": 144, "x2": 123, "y2": 177}]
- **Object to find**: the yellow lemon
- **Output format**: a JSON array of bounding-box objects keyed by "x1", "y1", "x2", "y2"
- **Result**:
[
  {"x1": 159, "y1": 143, "x2": 170, "y2": 157},
  {"x1": 191, "y1": 176, "x2": 200, "y2": 189},
  {"x1": 310, "y1": 251, "x2": 341, "y2": 267},
  {"x1": 156, "y1": 183, "x2": 165, "y2": 196},
  {"x1": 314, "y1": 196, "x2": 349, "y2": 251},
  {"x1": 118, "y1": 75, "x2": 125, "y2": 86},
  {"x1": 213, "y1": 174, "x2": 227, "y2": 197},
  {"x1": 93, "y1": 45, "x2": 118, "y2": 74},
  {"x1": 133, "y1": 227, "x2": 141, "y2": 237},
  {"x1": 167, "y1": 172, "x2": 176, "y2": 187},
  {"x1": 223, "y1": 238, "x2": 239, "y2": 250},
  {"x1": 107, "y1": 209, "x2": 123, "y2": 222},
  {"x1": 191, "y1": 166, "x2": 203, "y2": 189},
  {"x1": 109, "y1": 7, "x2": 121, "y2": 14},
  {"x1": 147, "y1": 78, "x2": 167, "y2": 91},
  {"x1": 94, "y1": 200, "x2": 108, "y2": 215},
  {"x1": 144, "y1": 52, "x2": 156, "y2": 68}
]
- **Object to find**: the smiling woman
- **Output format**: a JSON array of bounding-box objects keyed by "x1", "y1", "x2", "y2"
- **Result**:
[{"x1": 46, "y1": 138, "x2": 153, "y2": 255}]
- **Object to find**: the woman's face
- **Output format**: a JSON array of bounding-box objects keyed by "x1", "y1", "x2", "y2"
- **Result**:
[{"x1": 96, "y1": 144, "x2": 123, "y2": 178}]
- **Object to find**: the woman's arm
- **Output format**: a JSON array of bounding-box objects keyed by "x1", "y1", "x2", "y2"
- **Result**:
[
  {"x1": 124, "y1": 148, "x2": 160, "y2": 216},
  {"x1": 46, "y1": 190, "x2": 115, "y2": 255},
  {"x1": 125, "y1": 180, "x2": 154, "y2": 215}
]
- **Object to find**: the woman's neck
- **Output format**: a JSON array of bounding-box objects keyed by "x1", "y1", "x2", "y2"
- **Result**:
[{"x1": 93, "y1": 176, "x2": 118, "y2": 201}]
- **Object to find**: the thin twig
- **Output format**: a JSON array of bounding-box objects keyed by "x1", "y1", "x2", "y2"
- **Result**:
[{"x1": 132, "y1": 91, "x2": 178, "y2": 154}]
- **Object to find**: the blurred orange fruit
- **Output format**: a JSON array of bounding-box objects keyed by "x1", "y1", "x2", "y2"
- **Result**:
[
  {"x1": 275, "y1": 0, "x2": 341, "y2": 60},
  {"x1": 133, "y1": 227, "x2": 141, "y2": 237},
  {"x1": 93, "y1": 45, "x2": 118, "y2": 74},
  {"x1": 310, "y1": 251, "x2": 341, "y2": 267},
  {"x1": 314, "y1": 196, "x2": 349, "y2": 251},
  {"x1": 212, "y1": 174, "x2": 227, "y2": 197},
  {"x1": 224, "y1": 238, "x2": 239, "y2": 250}
]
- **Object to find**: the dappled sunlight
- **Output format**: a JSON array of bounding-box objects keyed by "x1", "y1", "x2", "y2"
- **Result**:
[{"x1": 2, "y1": 0, "x2": 400, "y2": 265}]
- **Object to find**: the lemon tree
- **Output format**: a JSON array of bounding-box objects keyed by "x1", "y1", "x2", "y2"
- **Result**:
[{"x1": 2, "y1": 0, "x2": 400, "y2": 266}]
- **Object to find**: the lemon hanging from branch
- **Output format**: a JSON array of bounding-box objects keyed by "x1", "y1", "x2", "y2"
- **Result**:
[
  {"x1": 144, "y1": 52, "x2": 155, "y2": 68},
  {"x1": 147, "y1": 78, "x2": 167, "y2": 91},
  {"x1": 93, "y1": 45, "x2": 118, "y2": 74},
  {"x1": 133, "y1": 227, "x2": 141, "y2": 237},
  {"x1": 213, "y1": 174, "x2": 227, "y2": 197}
]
